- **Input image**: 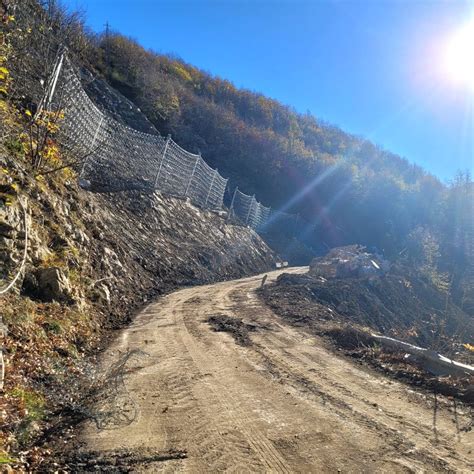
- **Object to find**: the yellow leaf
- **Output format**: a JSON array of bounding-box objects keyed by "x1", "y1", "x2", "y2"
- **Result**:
[
  {"x1": 0, "y1": 67, "x2": 8, "y2": 75},
  {"x1": 25, "y1": 110, "x2": 32, "y2": 117}
]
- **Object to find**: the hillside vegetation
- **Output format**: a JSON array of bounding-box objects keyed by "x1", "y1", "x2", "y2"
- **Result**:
[
  {"x1": 82, "y1": 30, "x2": 473, "y2": 311},
  {"x1": 6, "y1": 0, "x2": 473, "y2": 306}
]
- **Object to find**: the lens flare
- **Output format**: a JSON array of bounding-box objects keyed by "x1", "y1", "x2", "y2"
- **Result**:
[{"x1": 444, "y1": 20, "x2": 474, "y2": 89}]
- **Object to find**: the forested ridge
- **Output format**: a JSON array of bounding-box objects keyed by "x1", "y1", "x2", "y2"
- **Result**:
[
  {"x1": 7, "y1": 1, "x2": 474, "y2": 312},
  {"x1": 82, "y1": 33, "x2": 472, "y2": 274}
]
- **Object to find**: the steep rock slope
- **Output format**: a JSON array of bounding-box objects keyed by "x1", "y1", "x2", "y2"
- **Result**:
[{"x1": 1, "y1": 146, "x2": 275, "y2": 465}]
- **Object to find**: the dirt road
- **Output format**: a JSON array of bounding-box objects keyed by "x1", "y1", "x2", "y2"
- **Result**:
[{"x1": 79, "y1": 268, "x2": 474, "y2": 472}]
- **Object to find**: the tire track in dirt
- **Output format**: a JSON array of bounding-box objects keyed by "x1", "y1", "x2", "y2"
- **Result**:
[
  {"x1": 230, "y1": 287, "x2": 471, "y2": 470},
  {"x1": 177, "y1": 299, "x2": 291, "y2": 472},
  {"x1": 77, "y1": 268, "x2": 474, "y2": 472}
]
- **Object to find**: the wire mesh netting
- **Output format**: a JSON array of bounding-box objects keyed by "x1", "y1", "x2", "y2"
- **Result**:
[
  {"x1": 229, "y1": 188, "x2": 313, "y2": 235},
  {"x1": 229, "y1": 189, "x2": 271, "y2": 231},
  {"x1": 42, "y1": 51, "x2": 304, "y2": 232},
  {"x1": 44, "y1": 53, "x2": 227, "y2": 209}
]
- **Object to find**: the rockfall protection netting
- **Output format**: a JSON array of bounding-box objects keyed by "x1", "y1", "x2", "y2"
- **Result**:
[
  {"x1": 43, "y1": 54, "x2": 227, "y2": 210},
  {"x1": 229, "y1": 188, "x2": 308, "y2": 235},
  {"x1": 40, "y1": 52, "x2": 305, "y2": 232},
  {"x1": 229, "y1": 188, "x2": 271, "y2": 231}
]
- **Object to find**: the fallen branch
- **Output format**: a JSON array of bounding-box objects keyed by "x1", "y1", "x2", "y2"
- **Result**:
[{"x1": 371, "y1": 334, "x2": 474, "y2": 377}]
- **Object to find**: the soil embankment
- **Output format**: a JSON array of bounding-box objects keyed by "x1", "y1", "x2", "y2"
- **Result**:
[{"x1": 261, "y1": 268, "x2": 474, "y2": 403}]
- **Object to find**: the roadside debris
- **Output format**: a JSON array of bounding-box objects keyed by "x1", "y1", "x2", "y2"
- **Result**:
[
  {"x1": 207, "y1": 314, "x2": 259, "y2": 346},
  {"x1": 371, "y1": 334, "x2": 474, "y2": 377},
  {"x1": 309, "y1": 245, "x2": 389, "y2": 279},
  {"x1": 261, "y1": 259, "x2": 474, "y2": 402}
]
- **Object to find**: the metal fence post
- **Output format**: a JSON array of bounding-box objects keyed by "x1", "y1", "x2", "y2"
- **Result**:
[
  {"x1": 185, "y1": 153, "x2": 200, "y2": 197},
  {"x1": 245, "y1": 195, "x2": 256, "y2": 226},
  {"x1": 227, "y1": 186, "x2": 238, "y2": 220},
  {"x1": 205, "y1": 168, "x2": 218, "y2": 208},
  {"x1": 154, "y1": 134, "x2": 171, "y2": 189},
  {"x1": 46, "y1": 53, "x2": 65, "y2": 111},
  {"x1": 36, "y1": 51, "x2": 65, "y2": 118}
]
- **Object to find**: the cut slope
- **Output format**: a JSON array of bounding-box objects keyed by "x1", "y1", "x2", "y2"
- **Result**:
[{"x1": 1, "y1": 150, "x2": 276, "y2": 464}]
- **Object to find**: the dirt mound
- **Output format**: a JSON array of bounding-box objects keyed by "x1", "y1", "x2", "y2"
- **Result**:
[
  {"x1": 309, "y1": 245, "x2": 389, "y2": 279},
  {"x1": 260, "y1": 267, "x2": 474, "y2": 402},
  {"x1": 269, "y1": 269, "x2": 474, "y2": 349}
]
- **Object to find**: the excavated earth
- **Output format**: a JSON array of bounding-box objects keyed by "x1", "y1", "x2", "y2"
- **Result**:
[
  {"x1": 83, "y1": 188, "x2": 277, "y2": 329},
  {"x1": 53, "y1": 268, "x2": 473, "y2": 472},
  {"x1": 261, "y1": 269, "x2": 474, "y2": 403}
]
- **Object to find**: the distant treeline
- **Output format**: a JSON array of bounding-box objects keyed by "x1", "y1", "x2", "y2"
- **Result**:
[{"x1": 9, "y1": 1, "x2": 474, "y2": 314}]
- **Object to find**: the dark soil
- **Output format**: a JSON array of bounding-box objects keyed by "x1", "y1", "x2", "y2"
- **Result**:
[
  {"x1": 207, "y1": 314, "x2": 260, "y2": 346},
  {"x1": 260, "y1": 269, "x2": 474, "y2": 404},
  {"x1": 42, "y1": 448, "x2": 188, "y2": 473}
]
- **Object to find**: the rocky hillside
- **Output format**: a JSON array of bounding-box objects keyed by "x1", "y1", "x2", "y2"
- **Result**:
[
  {"x1": 0, "y1": 8, "x2": 277, "y2": 459},
  {"x1": 1, "y1": 142, "x2": 276, "y2": 465}
]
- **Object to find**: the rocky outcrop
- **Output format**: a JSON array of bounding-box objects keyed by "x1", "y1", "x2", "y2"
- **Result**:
[
  {"x1": 81, "y1": 189, "x2": 277, "y2": 326},
  {"x1": 0, "y1": 184, "x2": 26, "y2": 283}
]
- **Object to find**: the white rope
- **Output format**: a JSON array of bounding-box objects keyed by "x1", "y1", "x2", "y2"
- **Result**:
[
  {"x1": 0, "y1": 198, "x2": 29, "y2": 295},
  {"x1": 0, "y1": 351, "x2": 3, "y2": 390}
]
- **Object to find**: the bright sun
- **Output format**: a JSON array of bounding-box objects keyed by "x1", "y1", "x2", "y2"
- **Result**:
[{"x1": 444, "y1": 21, "x2": 474, "y2": 88}]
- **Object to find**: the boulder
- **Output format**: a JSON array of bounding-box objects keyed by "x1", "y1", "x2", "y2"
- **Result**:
[{"x1": 22, "y1": 267, "x2": 72, "y2": 303}]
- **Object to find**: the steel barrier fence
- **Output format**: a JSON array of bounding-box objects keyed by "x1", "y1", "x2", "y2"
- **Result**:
[
  {"x1": 42, "y1": 53, "x2": 227, "y2": 210},
  {"x1": 41, "y1": 51, "x2": 305, "y2": 233}
]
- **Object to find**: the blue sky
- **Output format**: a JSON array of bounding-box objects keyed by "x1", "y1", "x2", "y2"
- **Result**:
[{"x1": 63, "y1": 0, "x2": 474, "y2": 181}]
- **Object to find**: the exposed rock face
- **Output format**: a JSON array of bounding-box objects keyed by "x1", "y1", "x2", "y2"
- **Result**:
[
  {"x1": 0, "y1": 221, "x2": 15, "y2": 238},
  {"x1": 36, "y1": 267, "x2": 72, "y2": 302},
  {"x1": 2, "y1": 146, "x2": 276, "y2": 328},
  {"x1": 0, "y1": 186, "x2": 26, "y2": 282},
  {"x1": 81, "y1": 189, "x2": 277, "y2": 325},
  {"x1": 22, "y1": 267, "x2": 72, "y2": 303}
]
